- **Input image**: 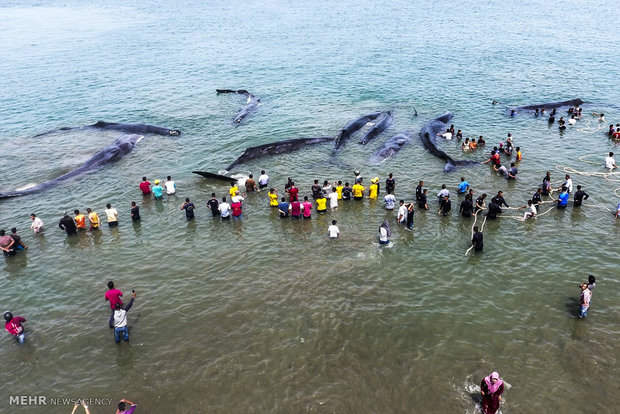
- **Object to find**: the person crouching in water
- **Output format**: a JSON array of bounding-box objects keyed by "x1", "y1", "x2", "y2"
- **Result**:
[
  {"x1": 109, "y1": 290, "x2": 136, "y2": 343},
  {"x1": 378, "y1": 220, "x2": 391, "y2": 245},
  {"x1": 4, "y1": 311, "x2": 27, "y2": 344}
]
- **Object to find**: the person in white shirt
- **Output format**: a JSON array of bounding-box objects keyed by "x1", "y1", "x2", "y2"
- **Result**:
[
  {"x1": 378, "y1": 220, "x2": 391, "y2": 245},
  {"x1": 567, "y1": 115, "x2": 577, "y2": 125},
  {"x1": 438, "y1": 129, "x2": 452, "y2": 140},
  {"x1": 104, "y1": 203, "x2": 119, "y2": 227},
  {"x1": 437, "y1": 184, "x2": 450, "y2": 200},
  {"x1": 164, "y1": 176, "x2": 176, "y2": 195},
  {"x1": 109, "y1": 290, "x2": 136, "y2": 343},
  {"x1": 522, "y1": 200, "x2": 537, "y2": 219},
  {"x1": 605, "y1": 152, "x2": 617, "y2": 170},
  {"x1": 328, "y1": 189, "x2": 339, "y2": 210},
  {"x1": 258, "y1": 170, "x2": 269, "y2": 189},
  {"x1": 397, "y1": 200, "x2": 407, "y2": 224},
  {"x1": 231, "y1": 194, "x2": 244, "y2": 204},
  {"x1": 327, "y1": 220, "x2": 339, "y2": 239},
  {"x1": 30, "y1": 213, "x2": 44, "y2": 233},
  {"x1": 218, "y1": 197, "x2": 231, "y2": 219},
  {"x1": 384, "y1": 192, "x2": 396, "y2": 210},
  {"x1": 561, "y1": 174, "x2": 573, "y2": 193}
]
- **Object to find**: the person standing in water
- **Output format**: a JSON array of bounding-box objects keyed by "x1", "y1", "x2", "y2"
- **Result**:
[
  {"x1": 378, "y1": 220, "x2": 391, "y2": 245},
  {"x1": 164, "y1": 175, "x2": 176, "y2": 195},
  {"x1": 578, "y1": 283, "x2": 592, "y2": 318},
  {"x1": 104, "y1": 203, "x2": 119, "y2": 228},
  {"x1": 74, "y1": 210, "x2": 86, "y2": 230},
  {"x1": 152, "y1": 180, "x2": 164, "y2": 199},
  {"x1": 86, "y1": 208, "x2": 100, "y2": 230},
  {"x1": 30, "y1": 213, "x2": 44, "y2": 233},
  {"x1": 181, "y1": 198, "x2": 196, "y2": 220},
  {"x1": 573, "y1": 185, "x2": 589, "y2": 207},
  {"x1": 406, "y1": 203, "x2": 415, "y2": 230},
  {"x1": 4, "y1": 311, "x2": 27, "y2": 344},
  {"x1": 10, "y1": 228, "x2": 27, "y2": 250},
  {"x1": 58, "y1": 213, "x2": 77, "y2": 235},
  {"x1": 327, "y1": 220, "x2": 340, "y2": 239},
  {"x1": 130, "y1": 201, "x2": 141, "y2": 221},
  {"x1": 139, "y1": 176, "x2": 151, "y2": 195},
  {"x1": 471, "y1": 226, "x2": 483, "y2": 252},
  {"x1": 109, "y1": 290, "x2": 136, "y2": 343},
  {"x1": 480, "y1": 371, "x2": 504, "y2": 414},
  {"x1": 206, "y1": 193, "x2": 220, "y2": 217}
]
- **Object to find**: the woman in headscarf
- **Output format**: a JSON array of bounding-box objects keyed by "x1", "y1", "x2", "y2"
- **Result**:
[
  {"x1": 378, "y1": 220, "x2": 391, "y2": 245},
  {"x1": 480, "y1": 371, "x2": 504, "y2": 414}
]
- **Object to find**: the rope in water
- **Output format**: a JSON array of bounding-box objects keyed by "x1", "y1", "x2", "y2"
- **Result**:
[{"x1": 577, "y1": 119, "x2": 604, "y2": 134}]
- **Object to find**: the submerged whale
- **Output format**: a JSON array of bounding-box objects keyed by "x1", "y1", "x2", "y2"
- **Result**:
[
  {"x1": 225, "y1": 137, "x2": 334, "y2": 171},
  {"x1": 0, "y1": 134, "x2": 144, "y2": 199},
  {"x1": 333, "y1": 111, "x2": 382, "y2": 151},
  {"x1": 369, "y1": 131, "x2": 410, "y2": 163},
  {"x1": 34, "y1": 121, "x2": 181, "y2": 137},
  {"x1": 516, "y1": 98, "x2": 584, "y2": 111},
  {"x1": 420, "y1": 113, "x2": 481, "y2": 173},
  {"x1": 216, "y1": 89, "x2": 261, "y2": 124},
  {"x1": 358, "y1": 111, "x2": 393, "y2": 145}
]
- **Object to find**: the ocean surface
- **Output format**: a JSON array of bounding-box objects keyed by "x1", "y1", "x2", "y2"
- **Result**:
[{"x1": 1, "y1": 0, "x2": 619, "y2": 412}]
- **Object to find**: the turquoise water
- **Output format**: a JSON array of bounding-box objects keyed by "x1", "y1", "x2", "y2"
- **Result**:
[{"x1": 1, "y1": 0, "x2": 619, "y2": 412}]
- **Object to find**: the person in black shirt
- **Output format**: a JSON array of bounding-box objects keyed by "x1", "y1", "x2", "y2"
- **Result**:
[
  {"x1": 438, "y1": 195, "x2": 451, "y2": 215},
  {"x1": 130, "y1": 201, "x2": 140, "y2": 221},
  {"x1": 342, "y1": 182, "x2": 352, "y2": 200},
  {"x1": 532, "y1": 188, "x2": 543, "y2": 211},
  {"x1": 311, "y1": 179, "x2": 322, "y2": 199},
  {"x1": 465, "y1": 189, "x2": 474, "y2": 202},
  {"x1": 418, "y1": 189, "x2": 428, "y2": 210},
  {"x1": 471, "y1": 226, "x2": 483, "y2": 251},
  {"x1": 10, "y1": 228, "x2": 27, "y2": 250},
  {"x1": 415, "y1": 180, "x2": 424, "y2": 201},
  {"x1": 181, "y1": 198, "x2": 195, "y2": 220},
  {"x1": 541, "y1": 172, "x2": 552, "y2": 196},
  {"x1": 459, "y1": 198, "x2": 473, "y2": 218},
  {"x1": 491, "y1": 191, "x2": 509, "y2": 208},
  {"x1": 58, "y1": 213, "x2": 77, "y2": 235},
  {"x1": 573, "y1": 185, "x2": 589, "y2": 207},
  {"x1": 475, "y1": 194, "x2": 487, "y2": 214},
  {"x1": 486, "y1": 201, "x2": 501, "y2": 219},
  {"x1": 206, "y1": 193, "x2": 220, "y2": 217},
  {"x1": 385, "y1": 173, "x2": 395, "y2": 194}
]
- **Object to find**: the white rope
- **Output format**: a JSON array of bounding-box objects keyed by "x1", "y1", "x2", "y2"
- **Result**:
[{"x1": 577, "y1": 119, "x2": 603, "y2": 134}]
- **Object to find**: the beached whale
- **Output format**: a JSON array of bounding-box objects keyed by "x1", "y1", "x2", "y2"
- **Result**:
[
  {"x1": 33, "y1": 121, "x2": 181, "y2": 137},
  {"x1": 0, "y1": 134, "x2": 145, "y2": 199},
  {"x1": 369, "y1": 132, "x2": 411, "y2": 163},
  {"x1": 192, "y1": 171, "x2": 237, "y2": 184},
  {"x1": 216, "y1": 89, "x2": 261, "y2": 124},
  {"x1": 420, "y1": 113, "x2": 481, "y2": 173},
  {"x1": 333, "y1": 111, "x2": 382, "y2": 151},
  {"x1": 225, "y1": 137, "x2": 334, "y2": 171},
  {"x1": 358, "y1": 111, "x2": 393, "y2": 145},
  {"x1": 516, "y1": 98, "x2": 584, "y2": 111}
]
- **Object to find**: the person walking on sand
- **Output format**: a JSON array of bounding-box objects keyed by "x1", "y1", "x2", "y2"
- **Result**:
[{"x1": 480, "y1": 371, "x2": 504, "y2": 414}]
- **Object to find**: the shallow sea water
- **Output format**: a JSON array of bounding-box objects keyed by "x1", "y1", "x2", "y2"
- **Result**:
[{"x1": 0, "y1": 0, "x2": 619, "y2": 412}]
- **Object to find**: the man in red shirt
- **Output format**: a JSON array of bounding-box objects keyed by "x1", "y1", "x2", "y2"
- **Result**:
[
  {"x1": 288, "y1": 182, "x2": 299, "y2": 202},
  {"x1": 105, "y1": 281, "x2": 123, "y2": 309},
  {"x1": 139, "y1": 176, "x2": 151, "y2": 195},
  {"x1": 231, "y1": 200, "x2": 243, "y2": 219},
  {"x1": 4, "y1": 311, "x2": 26, "y2": 344}
]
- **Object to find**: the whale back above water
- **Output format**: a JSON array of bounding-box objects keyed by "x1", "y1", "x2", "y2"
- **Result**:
[
  {"x1": 358, "y1": 111, "x2": 393, "y2": 145},
  {"x1": 0, "y1": 134, "x2": 144, "y2": 199},
  {"x1": 516, "y1": 98, "x2": 584, "y2": 111},
  {"x1": 216, "y1": 89, "x2": 261, "y2": 124},
  {"x1": 334, "y1": 111, "x2": 383, "y2": 151},
  {"x1": 369, "y1": 131, "x2": 411, "y2": 163}
]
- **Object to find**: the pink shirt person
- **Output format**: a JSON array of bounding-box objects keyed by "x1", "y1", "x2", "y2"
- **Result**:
[{"x1": 105, "y1": 281, "x2": 123, "y2": 309}]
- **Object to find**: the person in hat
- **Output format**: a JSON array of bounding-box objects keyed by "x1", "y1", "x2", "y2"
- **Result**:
[
  {"x1": 480, "y1": 371, "x2": 504, "y2": 414},
  {"x1": 378, "y1": 220, "x2": 391, "y2": 244},
  {"x1": 152, "y1": 180, "x2": 164, "y2": 199},
  {"x1": 4, "y1": 311, "x2": 26, "y2": 344},
  {"x1": 368, "y1": 177, "x2": 379, "y2": 199}
]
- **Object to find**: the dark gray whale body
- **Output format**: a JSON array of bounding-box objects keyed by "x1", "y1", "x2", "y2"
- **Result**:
[
  {"x1": 516, "y1": 98, "x2": 584, "y2": 111},
  {"x1": 216, "y1": 89, "x2": 260, "y2": 124},
  {"x1": 192, "y1": 171, "x2": 237, "y2": 184},
  {"x1": 420, "y1": 112, "x2": 480, "y2": 173},
  {"x1": 358, "y1": 111, "x2": 393, "y2": 145},
  {"x1": 369, "y1": 132, "x2": 410, "y2": 163},
  {"x1": 225, "y1": 137, "x2": 334, "y2": 171},
  {"x1": 34, "y1": 121, "x2": 181, "y2": 137},
  {"x1": 0, "y1": 134, "x2": 144, "y2": 199},
  {"x1": 333, "y1": 111, "x2": 382, "y2": 151}
]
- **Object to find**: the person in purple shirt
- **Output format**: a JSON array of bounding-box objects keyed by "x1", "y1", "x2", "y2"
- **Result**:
[{"x1": 116, "y1": 398, "x2": 137, "y2": 414}]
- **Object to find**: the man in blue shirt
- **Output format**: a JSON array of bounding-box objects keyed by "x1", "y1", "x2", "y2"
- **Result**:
[
  {"x1": 555, "y1": 186, "x2": 569, "y2": 209},
  {"x1": 507, "y1": 163, "x2": 518, "y2": 180},
  {"x1": 278, "y1": 197, "x2": 290, "y2": 218},
  {"x1": 457, "y1": 177, "x2": 469, "y2": 194}
]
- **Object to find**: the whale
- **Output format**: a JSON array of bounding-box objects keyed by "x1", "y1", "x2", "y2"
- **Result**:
[
  {"x1": 225, "y1": 136, "x2": 334, "y2": 171},
  {"x1": 0, "y1": 134, "x2": 144, "y2": 199},
  {"x1": 333, "y1": 111, "x2": 382, "y2": 151},
  {"x1": 192, "y1": 171, "x2": 238, "y2": 184},
  {"x1": 216, "y1": 89, "x2": 260, "y2": 124},
  {"x1": 358, "y1": 111, "x2": 393, "y2": 145},
  {"x1": 420, "y1": 113, "x2": 481, "y2": 173},
  {"x1": 516, "y1": 98, "x2": 584, "y2": 111},
  {"x1": 369, "y1": 131, "x2": 411, "y2": 163},
  {"x1": 33, "y1": 121, "x2": 181, "y2": 137}
]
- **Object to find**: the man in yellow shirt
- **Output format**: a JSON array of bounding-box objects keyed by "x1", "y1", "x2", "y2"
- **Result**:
[
  {"x1": 352, "y1": 181, "x2": 365, "y2": 200},
  {"x1": 229, "y1": 182, "x2": 239, "y2": 198},
  {"x1": 316, "y1": 195, "x2": 327, "y2": 213},
  {"x1": 86, "y1": 208, "x2": 100, "y2": 231},
  {"x1": 368, "y1": 177, "x2": 379, "y2": 199},
  {"x1": 336, "y1": 181, "x2": 343, "y2": 200}
]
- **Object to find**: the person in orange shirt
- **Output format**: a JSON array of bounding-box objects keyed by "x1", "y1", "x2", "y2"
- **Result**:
[{"x1": 74, "y1": 209, "x2": 86, "y2": 230}]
